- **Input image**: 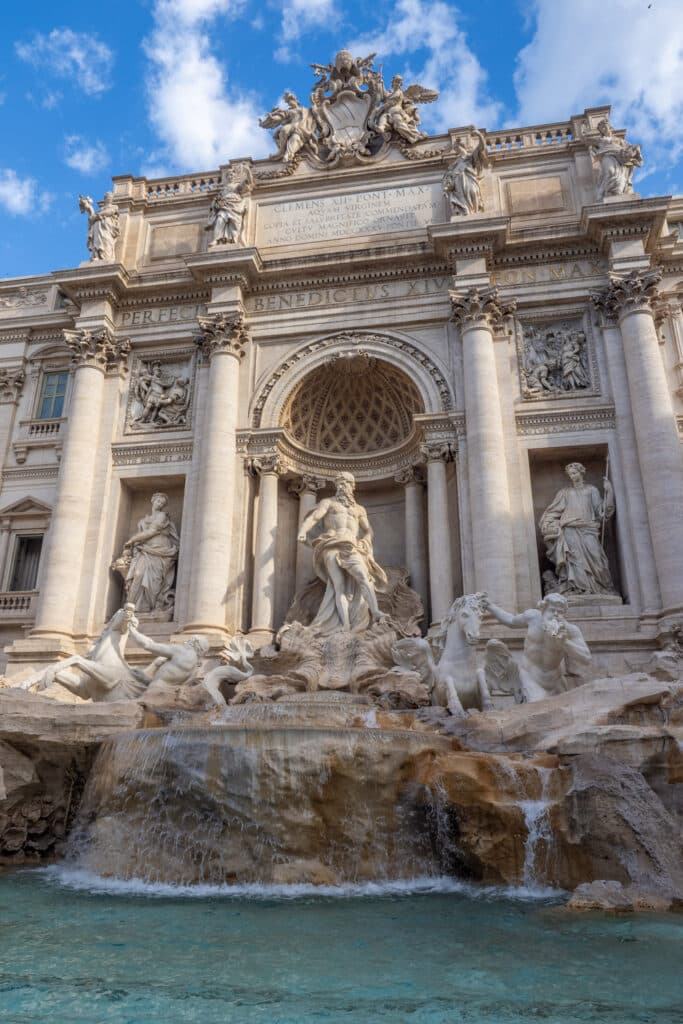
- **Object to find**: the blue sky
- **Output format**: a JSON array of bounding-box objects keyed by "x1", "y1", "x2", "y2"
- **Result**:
[{"x1": 2, "y1": 0, "x2": 682, "y2": 279}]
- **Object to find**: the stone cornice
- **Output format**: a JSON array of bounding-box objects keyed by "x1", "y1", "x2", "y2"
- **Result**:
[
  {"x1": 52, "y1": 264, "x2": 130, "y2": 307},
  {"x1": 185, "y1": 248, "x2": 262, "y2": 287},
  {"x1": 515, "y1": 403, "x2": 616, "y2": 435},
  {"x1": 428, "y1": 217, "x2": 510, "y2": 266},
  {"x1": 449, "y1": 286, "x2": 517, "y2": 329},
  {"x1": 63, "y1": 327, "x2": 131, "y2": 372},
  {"x1": 196, "y1": 310, "x2": 250, "y2": 361},
  {"x1": 111, "y1": 440, "x2": 193, "y2": 466},
  {"x1": 581, "y1": 197, "x2": 670, "y2": 256}
]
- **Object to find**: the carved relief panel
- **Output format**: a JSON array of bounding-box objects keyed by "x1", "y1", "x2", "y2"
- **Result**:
[
  {"x1": 515, "y1": 314, "x2": 599, "y2": 402},
  {"x1": 125, "y1": 347, "x2": 196, "y2": 434}
]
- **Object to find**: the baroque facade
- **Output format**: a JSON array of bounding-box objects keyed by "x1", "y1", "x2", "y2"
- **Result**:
[{"x1": 2, "y1": 51, "x2": 683, "y2": 675}]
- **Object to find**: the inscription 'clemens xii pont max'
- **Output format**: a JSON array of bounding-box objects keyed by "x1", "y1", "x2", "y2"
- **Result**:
[{"x1": 256, "y1": 184, "x2": 443, "y2": 246}]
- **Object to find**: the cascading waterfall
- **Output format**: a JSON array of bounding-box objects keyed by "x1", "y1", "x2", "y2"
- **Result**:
[{"x1": 66, "y1": 700, "x2": 453, "y2": 886}]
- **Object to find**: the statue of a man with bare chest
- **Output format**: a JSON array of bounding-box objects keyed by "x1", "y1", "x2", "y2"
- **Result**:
[{"x1": 298, "y1": 471, "x2": 387, "y2": 634}]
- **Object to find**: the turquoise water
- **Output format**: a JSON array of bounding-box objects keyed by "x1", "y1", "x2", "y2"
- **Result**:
[{"x1": 1, "y1": 868, "x2": 681, "y2": 1024}]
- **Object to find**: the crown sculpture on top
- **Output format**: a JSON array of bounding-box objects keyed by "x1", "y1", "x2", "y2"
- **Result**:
[{"x1": 259, "y1": 50, "x2": 438, "y2": 167}]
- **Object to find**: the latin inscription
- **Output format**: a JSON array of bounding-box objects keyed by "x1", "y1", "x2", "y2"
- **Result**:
[
  {"x1": 118, "y1": 303, "x2": 206, "y2": 327},
  {"x1": 256, "y1": 184, "x2": 443, "y2": 247}
]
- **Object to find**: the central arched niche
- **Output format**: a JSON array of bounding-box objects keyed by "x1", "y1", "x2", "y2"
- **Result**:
[{"x1": 280, "y1": 352, "x2": 424, "y2": 456}]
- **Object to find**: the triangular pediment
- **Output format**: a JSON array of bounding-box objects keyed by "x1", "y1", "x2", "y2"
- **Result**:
[{"x1": 0, "y1": 495, "x2": 53, "y2": 517}]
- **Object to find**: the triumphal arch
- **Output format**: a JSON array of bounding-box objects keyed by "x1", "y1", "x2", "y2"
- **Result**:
[{"x1": 2, "y1": 49, "x2": 683, "y2": 676}]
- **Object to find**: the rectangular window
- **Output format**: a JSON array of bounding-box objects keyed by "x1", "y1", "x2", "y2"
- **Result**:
[
  {"x1": 37, "y1": 372, "x2": 68, "y2": 419},
  {"x1": 10, "y1": 536, "x2": 43, "y2": 592}
]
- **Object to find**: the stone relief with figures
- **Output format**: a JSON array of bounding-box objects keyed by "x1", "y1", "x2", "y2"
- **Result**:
[
  {"x1": 126, "y1": 352, "x2": 194, "y2": 432},
  {"x1": 259, "y1": 50, "x2": 438, "y2": 168},
  {"x1": 517, "y1": 319, "x2": 595, "y2": 400}
]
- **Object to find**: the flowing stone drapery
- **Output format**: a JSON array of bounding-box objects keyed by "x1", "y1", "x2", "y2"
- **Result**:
[
  {"x1": 594, "y1": 270, "x2": 683, "y2": 612},
  {"x1": 250, "y1": 455, "x2": 282, "y2": 634},
  {"x1": 420, "y1": 443, "x2": 453, "y2": 624},
  {"x1": 32, "y1": 328, "x2": 130, "y2": 637},
  {"x1": 184, "y1": 311, "x2": 248, "y2": 634},
  {"x1": 450, "y1": 287, "x2": 516, "y2": 608},
  {"x1": 395, "y1": 465, "x2": 429, "y2": 622},
  {"x1": 290, "y1": 475, "x2": 326, "y2": 591}
]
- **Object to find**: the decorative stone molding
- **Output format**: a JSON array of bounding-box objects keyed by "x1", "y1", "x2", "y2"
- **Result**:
[
  {"x1": 420, "y1": 440, "x2": 452, "y2": 462},
  {"x1": 0, "y1": 287, "x2": 48, "y2": 312},
  {"x1": 289, "y1": 474, "x2": 326, "y2": 496},
  {"x1": 0, "y1": 367, "x2": 25, "y2": 403},
  {"x1": 111, "y1": 441, "x2": 193, "y2": 466},
  {"x1": 63, "y1": 327, "x2": 131, "y2": 372},
  {"x1": 395, "y1": 466, "x2": 425, "y2": 486},
  {"x1": 2, "y1": 466, "x2": 59, "y2": 482},
  {"x1": 449, "y1": 287, "x2": 517, "y2": 330},
  {"x1": 515, "y1": 404, "x2": 616, "y2": 436},
  {"x1": 196, "y1": 311, "x2": 249, "y2": 362},
  {"x1": 252, "y1": 330, "x2": 454, "y2": 428},
  {"x1": 592, "y1": 269, "x2": 662, "y2": 321},
  {"x1": 247, "y1": 453, "x2": 283, "y2": 476}
]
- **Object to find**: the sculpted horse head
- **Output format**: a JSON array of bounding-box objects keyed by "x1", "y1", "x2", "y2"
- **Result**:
[{"x1": 442, "y1": 592, "x2": 487, "y2": 646}]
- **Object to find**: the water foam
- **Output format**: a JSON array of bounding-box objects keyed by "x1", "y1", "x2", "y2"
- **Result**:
[{"x1": 37, "y1": 864, "x2": 562, "y2": 903}]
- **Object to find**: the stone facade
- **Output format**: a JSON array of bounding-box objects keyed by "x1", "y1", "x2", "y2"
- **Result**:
[{"x1": 1, "y1": 55, "x2": 683, "y2": 676}]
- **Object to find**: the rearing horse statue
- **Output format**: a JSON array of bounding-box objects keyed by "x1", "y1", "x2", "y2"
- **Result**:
[{"x1": 392, "y1": 592, "x2": 492, "y2": 716}]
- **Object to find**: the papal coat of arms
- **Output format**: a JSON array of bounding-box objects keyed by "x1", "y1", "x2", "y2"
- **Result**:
[{"x1": 259, "y1": 50, "x2": 438, "y2": 167}]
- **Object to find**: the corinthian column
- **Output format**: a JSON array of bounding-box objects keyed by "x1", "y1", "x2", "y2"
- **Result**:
[
  {"x1": 595, "y1": 270, "x2": 683, "y2": 611},
  {"x1": 250, "y1": 454, "x2": 282, "y2": 637},
  {"x1": 33, "y1": 328, "x2": 130, "y2": 637},
  {"x1": 450, "y1": 287, "x2": 516, "y2": 608},
  {"x1": 395, "y1": 466, "x2": 429, "y2": 621},
  {"x1": 420, "y1": 443, "x2": 454, "y2": 624},
  {"x1": 290, "y1": 475, "x2": 325, "y2": 591},
  {"x1": 184, "y1": 311, "x2": 248, "y2": 634}
]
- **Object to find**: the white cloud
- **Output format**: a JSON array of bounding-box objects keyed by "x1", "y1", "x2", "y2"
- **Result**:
[
  {"x1": 0, "y1": 169, "x2": 45, "y2": 216},
  {"x1": 144, "y1": 0, "x2": 271, "y2": 170},
  {"x1": 275, "y1": 0, "x2": 337, "y2": 62},
  {"x1": 64, "y1": 136, "x2": 109, "y2": 175},
  {"x1": 349, "y1": 0, "x2": 503, "y2": 131},
  {"x1": 514, "y1": 0, "x2": 683, "y2": 160},
  {"x1": 15, "y1": 28, "x2": 114, "y2": 96}
]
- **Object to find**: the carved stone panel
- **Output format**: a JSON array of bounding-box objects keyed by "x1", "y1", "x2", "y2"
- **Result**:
[
  {"x1": 516, "y1": 316, "x2": 598, "y2": 402},
  {"x1": 125, "y1": 348, "x2": 196, "y2": 434}
]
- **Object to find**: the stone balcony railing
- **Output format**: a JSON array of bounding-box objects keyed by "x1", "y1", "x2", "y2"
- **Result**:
[
  {"x1": 13, "y1": 418, "x2": 65, "y2": 464},
  {"x1": 0, "y1": 591, "x2": 37, "y2": 619}
]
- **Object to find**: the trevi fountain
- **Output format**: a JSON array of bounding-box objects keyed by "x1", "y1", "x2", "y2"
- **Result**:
[{"x1": 0, "y1": 48, "x2": 681, "y2": 1024}]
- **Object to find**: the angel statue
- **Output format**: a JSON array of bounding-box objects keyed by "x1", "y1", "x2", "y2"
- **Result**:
[
  {"x1": 311, "y1": 50, "x2": 376, "y2": 97},
  {"x1": 79, "y1": 192, "x2": 120, "y2": 263},
  {"x1": 371, "y1": 73, "x2": 438, "y2": 145},
  {"x1": 205, "y1": 163, "x2": 253, "y2": 247},
  {"x1": 259, "y1": 91, "x2": 319, "y2": 164},
  {"x1": 442, "y1": 130, "x2": 488, "y2": 217},
  {"x1": 586, "y1": 118, "x2": 642, "y2": 200}
]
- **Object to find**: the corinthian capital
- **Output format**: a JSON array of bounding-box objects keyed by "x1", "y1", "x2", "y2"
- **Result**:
[
  {"x1": 449, "y1": 286, "x2": 517, "y2": 329},
  {"x1": 395, "y1": 465, "x2": 425, "y2": 486},
  {"x1": 592, "y1": 268, "x2": 662, "y2": 321},
  {"x1": 420, "y1": 441, "x2": 451, "y2": 463},
  {"x1": 197, "y1": 311, "x2": 250, "y2": 361},
  {"x1": 63, "y1": 327, "x2": 131, "y2": 372},
  {"x1": 247, "y1": 453, "x2": 283, "y2": 476},
  {"x1": 0, "y1": 367, "x2": 25, "y2": 404}
]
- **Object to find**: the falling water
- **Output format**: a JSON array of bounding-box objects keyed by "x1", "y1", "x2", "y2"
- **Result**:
[
  {"x1": 518, "y1": 767, "x2": 553, "y2": 887},
  {"x1": 66, "y1": 721, "x2": 452, "y2": 886}
]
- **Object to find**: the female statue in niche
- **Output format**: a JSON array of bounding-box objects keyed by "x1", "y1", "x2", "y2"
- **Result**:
[
  {"x1": 539, "y1": 462, "x2": 616, "y2": 597},
  {"x1": 112, "y1": 493, "x2": 180, "y2": 617}
]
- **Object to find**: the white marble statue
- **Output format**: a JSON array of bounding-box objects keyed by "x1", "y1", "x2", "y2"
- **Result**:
[
  {"x1": 393, "y1": 593, "x2": 492, "y2": 716},
  {"x1": 520, "y1": 323, "x2": 590, "y2": 398},
  {"x1": 79, "y1": 192, "x2": 120, "y2": 263},
  {"x1": 442, "y1": 131, "x2": 487, "y2": 217},
  {"x1": 478, "y1": 639, "x2": 523, "y2": 704},
  {"x1": 202, "y1": 636, "x2": 255, "y2": 707},
  {"x1": 127, "y1": 621, "x2": 210, "y2": 692},
  {"x1": 297, "y1": 471, "x2": 387, "y2": 634},
  {"x1": 206, "y1": 163, "x2": 253, "y2": 247},
  {"x1": 112, "y1": 493, "x2": 179, "y2": 616},
  {"x1": 35, "y1": 604, "x2": 148, "y2": 701},
  {"x1": 372, "y1": 74, "x2": 434, "y2": 145},
  {"x1": 483, "y1": 593, "x2": 591, "y2": 702},
  {"x1": 259, "y1": 92, "x2": 319, "y2": 163},
  {"x1": 587, "y1": 118, "x2": 642, "y2": 200},
  {"x1": 539, "y1": 462, "x2": 616, "y2": 596}
]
